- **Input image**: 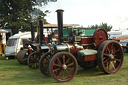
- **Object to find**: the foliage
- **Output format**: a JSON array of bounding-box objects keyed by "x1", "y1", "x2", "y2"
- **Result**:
[
  {"x1": 89, "y1": 22, "x2": 112, "y2": 32},
  {"x1": 31, "y1": 9, "x2": 50, "y2": 24},
  {"x1": 0, "y1": 0, "x2": 57, "y2": 34}
]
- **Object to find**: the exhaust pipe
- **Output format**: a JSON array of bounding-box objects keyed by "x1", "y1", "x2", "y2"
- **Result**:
[
  {"x1": 56, "y1": 9, "x2": 64, "y2": 44},
  {"x1": 39, "y1": 18, "x2": 44, "y2": 45},
  {"x1": 30, "y1": 22, "x2": 35, "y2": 42}
]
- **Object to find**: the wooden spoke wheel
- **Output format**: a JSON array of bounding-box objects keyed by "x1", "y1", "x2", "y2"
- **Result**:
[
  {"x1": 49, "y1": 52, "x2": 78, "y2": 82},
  {"x1": 93, "y1": 29, "x2": 108, "y2": 47},
  {"x1": 39, "y1": 52, "x2": 52, "y2": 77},
  {"x1": 97, "y1": 40, "x2": 123, "y2": 74},
  {"x1": 78, "y1": 61, "x2": 97, "y2": 70},
  {"x1": 16, "y1": 50, "x2": 29, "y2": 65},
  {"x1": 27, "y1": 52, "x2": 39, "y2": 69}
]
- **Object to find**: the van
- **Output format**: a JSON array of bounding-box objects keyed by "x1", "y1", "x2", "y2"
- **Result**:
[{"x1": 5, "y1": 32, "x2": 32, "y2": 59}]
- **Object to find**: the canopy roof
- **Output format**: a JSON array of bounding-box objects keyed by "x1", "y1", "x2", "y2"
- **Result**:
[
  {"x1": 0, "y1": 29, "x2": 8, "y2": 33},
  {"x1": 34, "y1": 24, "x2": 79, "y2": 28}
]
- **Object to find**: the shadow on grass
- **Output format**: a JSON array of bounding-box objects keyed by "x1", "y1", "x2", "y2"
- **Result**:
[{"x1": 76, "y1": 66, "x2": 107, "y2": 77}]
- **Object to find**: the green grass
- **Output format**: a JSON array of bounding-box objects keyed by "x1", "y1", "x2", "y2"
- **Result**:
[{"x1": 0, "y1": 53, "x2": 128, "y2": 85}]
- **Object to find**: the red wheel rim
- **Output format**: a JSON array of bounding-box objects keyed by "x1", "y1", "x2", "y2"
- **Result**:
[
  {"x1": 93, "y1": 29, "x2": 108, "y2": 46},
  {"x1": 50, "y1": 53, "x2": 77, "y2": 82},
  {"x1": 102, "y1": 42, "x2": 123, "y2": 73}
]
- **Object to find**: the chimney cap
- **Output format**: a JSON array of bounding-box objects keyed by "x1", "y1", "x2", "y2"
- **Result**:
[{"x1": 56, "y1": 9, "x2": 64, "y2": 12}]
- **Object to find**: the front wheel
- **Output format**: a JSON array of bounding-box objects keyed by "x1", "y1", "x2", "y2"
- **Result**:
[
  {"x1": 39, "y1": 52, "x2": 52, "y2": 77},
  {"x1": 97, "y1": 40, "x2": 123, "y2": 74},
  {"x1": 49, "y1": 52, "x2": 78, "y2": 82},
  {"x1": 27, "y1": 52, "x2": 39, "y2": 69}
]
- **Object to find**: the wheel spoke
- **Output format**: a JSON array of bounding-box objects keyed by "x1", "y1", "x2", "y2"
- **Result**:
[
  {"x1": 114, "y1": 49, "x2": 120, "y2": 54},
  {"x1": 67, "y1": 67, "x2": 73, "y2": 71},
  {"x1": 106, "y1": 47, "x2": 111, "y2": 54},
  {"x1": 107, "y1": 61, "x2": 110, "y2": 69},
  {"x1": 103, "y1": 57, "x2": 106, "y2": 60},
  {"x1": 53, "y1": 63, "x2": 62, "y2": 67},
  {"x1": 53, "y1": 68, "x2": 60, "y2": 72},
  {"x1": 44, "y1": 64, "x2": 48, "y2": 68},
  {"x1": 110, "y1": 43, "x2": 114, "y2": 52},
  {"x1": 65, "y1": 69, "x2": 71, "y2": 77},
  {"x1": 65, "y1": 57, "x2": 70, "y2": 64},
  {"x1": 67, "y1": 62, "x2": 74, "y2": 67},
  {"x1": 62, "y1": 70, "x2": 64, "y2": 79},
  {"x1": 113, "y1": 54, "x2": 117, "y2": 57},
  {"x1": 103, "y1": 53, "x2": 110, "y2": 57},
  {"x1": 57, "y1": 58, "x2": 62, "y2": 65},
  {"x1": 45, "y1": 57, "x2": 50, "y2": 62},
  {"x1": 114, "y1": 58, "x2": 121, "y2": 62},
  {"x1": 63, "y1": 55, "x2": 65, "y2": 64},
  {"x1": 44, "y1": 60, "x2": 49, "y2": 64},
  {"x1": 110, "y1": 61, "x2": 116, "y2": 70},
  {"x1": 104, "y1": 58, "x2": 109, "y2": 63},
  {"x1": 57, "y1": 70, "x2": 63, "y2": 78}
]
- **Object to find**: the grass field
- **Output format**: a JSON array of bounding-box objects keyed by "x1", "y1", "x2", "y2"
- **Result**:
[{"x1": 0, "y1": 53, "x2": 128, "y2": 85}]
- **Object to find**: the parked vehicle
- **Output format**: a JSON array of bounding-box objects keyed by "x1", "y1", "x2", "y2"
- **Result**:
[
  {"x1": 108, "y1": 29, "x2": 128, "y2": 52},
  {"x1": 39, "y1": 9, "x2": 123, "y2": 82},
  {"x1": 5, "y1": 32, "x2": 32, "y2": 59}
]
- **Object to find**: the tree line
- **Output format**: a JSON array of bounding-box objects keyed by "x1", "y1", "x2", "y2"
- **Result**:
[{"x1": 88, "y1": 22, "x2": 112, "y2": 32}]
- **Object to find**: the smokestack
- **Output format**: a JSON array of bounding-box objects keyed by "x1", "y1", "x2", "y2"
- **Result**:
[
  {"x1": 30, "y1": 22, "x2": 35, "y2": 42},
  {"x1": 39, "y1": 18, "x2": 44, "y2": 45},
  {"x1": 56, "y1": 9, "x2": 64, "y2": 44}
]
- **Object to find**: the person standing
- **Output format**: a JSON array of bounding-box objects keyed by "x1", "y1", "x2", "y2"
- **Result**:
[{"x1": 0, "y1": 34, "x2": 4, "y2": 56}]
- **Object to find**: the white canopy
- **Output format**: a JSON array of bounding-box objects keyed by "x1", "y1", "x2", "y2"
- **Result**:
[{"x1": 0, "y1": 29, "x2": 8, "y2": 33}]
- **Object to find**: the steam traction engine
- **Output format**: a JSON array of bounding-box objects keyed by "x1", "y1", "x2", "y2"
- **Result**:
[
  {"x1": 39, "y1": 9, "x2": 124, "y2": 82},
  {"x1": 17, "y1": 19, "x2": 49, "y2": 69}
]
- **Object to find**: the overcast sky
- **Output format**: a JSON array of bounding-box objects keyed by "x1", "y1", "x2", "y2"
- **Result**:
[{"x1": 41, "y1": 0, "x2": 128, "y2": 30}]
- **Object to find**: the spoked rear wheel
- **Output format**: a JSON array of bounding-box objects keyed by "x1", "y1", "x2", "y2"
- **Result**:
[
  {"x1": 97, "y1": 40, "x2": 123, "y2": 74},
  {"x1": 39, "y1": 52, "x2": 52, "y2": 77},
  {"x1": 27, "y1": 52, "x2": 39, "y2": 69},
  {"x1": 49, "y1": 52, "x2": 78, "y2": 82}
]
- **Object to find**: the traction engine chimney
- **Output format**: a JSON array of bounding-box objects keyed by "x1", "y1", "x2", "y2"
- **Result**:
[
  {"x1": 56, "y1": 9, "x2": 64, "y2": 44},
  {"x1": 30, "y1": 22, "x2": 35, "y2": 42},
  {"x1": 39, "y1": 18, "x2": 44, "y2": 45}
]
